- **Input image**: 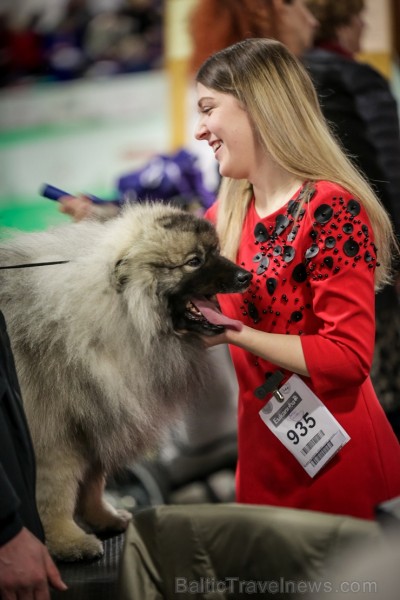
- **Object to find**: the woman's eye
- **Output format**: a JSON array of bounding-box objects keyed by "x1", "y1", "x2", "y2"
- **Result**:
[{"x1": 186, "y1": 257, "x2": 202, "y2": 267}]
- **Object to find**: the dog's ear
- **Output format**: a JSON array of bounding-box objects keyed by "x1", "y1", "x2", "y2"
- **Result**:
[{"x1": 112, "y1": 258, "x2": 130, "y2": 292}]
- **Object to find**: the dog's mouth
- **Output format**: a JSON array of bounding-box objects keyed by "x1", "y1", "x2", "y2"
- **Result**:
[{"x1": 181, "y1": 296, "x2": 243, "y2": 336}]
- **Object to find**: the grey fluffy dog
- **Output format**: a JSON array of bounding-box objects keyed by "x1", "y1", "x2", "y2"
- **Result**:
[{"x1": 0, "y1": 203, "x2": 251, "y2": 561}]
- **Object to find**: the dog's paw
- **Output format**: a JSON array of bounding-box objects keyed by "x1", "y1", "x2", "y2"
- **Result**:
[
  {"x1": 109, "y1": 508, "x2": 133, "y2": 531},
  {"x1": 91, "y1": 508, "x2": 132, "y2": 537},
  {"x1": 46, "y1": 523, "x2": 104, "y2": 562}
]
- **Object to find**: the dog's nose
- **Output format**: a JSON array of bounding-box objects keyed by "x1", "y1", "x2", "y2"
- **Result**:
[{"x1": 236, "y1": 270, "x2": 253, "y2": 285}]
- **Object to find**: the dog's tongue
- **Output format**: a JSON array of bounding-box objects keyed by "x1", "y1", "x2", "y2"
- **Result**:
[{"x1": 193, "y1": 298, "x2": 243, "y2": 331}]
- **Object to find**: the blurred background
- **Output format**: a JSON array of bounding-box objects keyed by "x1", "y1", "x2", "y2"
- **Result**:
[{"x1": 0, "y1": 0, "x2": 399, "y2": 233}]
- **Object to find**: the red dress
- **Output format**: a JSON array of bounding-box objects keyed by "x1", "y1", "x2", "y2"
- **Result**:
[{"x1": 206, "y1": 180, "x2": 400, "y2": 519}]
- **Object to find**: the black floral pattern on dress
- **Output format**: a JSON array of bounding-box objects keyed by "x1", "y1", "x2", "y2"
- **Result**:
[{"x1": 239, "y1": 184, "x2": 377, "y2": 335}]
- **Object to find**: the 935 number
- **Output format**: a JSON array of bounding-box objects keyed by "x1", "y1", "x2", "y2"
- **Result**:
[{"x1": 287, "y1": 412, "x2": 316, "y2": 445}]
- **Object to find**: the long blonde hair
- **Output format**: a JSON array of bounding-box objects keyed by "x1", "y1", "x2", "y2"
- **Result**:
[{"x1": 196, "y1": 38, "x2": 398, "y2": 290}]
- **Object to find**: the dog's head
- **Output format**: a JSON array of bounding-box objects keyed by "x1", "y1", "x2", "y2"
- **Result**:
[{"x1": 112, "y1": 204, "x2": 252, "y2": 336}]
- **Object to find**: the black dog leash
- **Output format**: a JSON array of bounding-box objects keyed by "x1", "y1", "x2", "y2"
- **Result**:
[{"x1": 0, "y1": 261, "x2": 70, "y2": 270}]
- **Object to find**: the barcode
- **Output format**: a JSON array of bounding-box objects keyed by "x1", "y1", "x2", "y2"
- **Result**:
[
  {"x1": 310, "y1": 440, "x2": 333, "y2": 466},
  {"x1": 301, "y1": 430, "x2": 324, "y2": 456}
]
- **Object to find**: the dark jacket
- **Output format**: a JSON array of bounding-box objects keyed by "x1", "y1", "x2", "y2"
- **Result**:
[
  {"x1": 0, "y1": 310, "x2": 44, "y2": 546},
  {"x1": 304, "y1": 47, "x2": 400, "y2": 308},
  {"x1": 304, "y1": 47, "x2": 400, "y2": 237}
]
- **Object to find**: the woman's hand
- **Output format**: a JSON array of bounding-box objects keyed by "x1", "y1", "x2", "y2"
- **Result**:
[
  {"x1": 59, "y1": 195, "x2": 94, "y2": 221},
  {"x1": 201, "y1": 330, "x2": 230, "y2": 348},
  {"x1": 59, "y1": 195, "x2": 120, "y2": 222},
  {"x1": 202, "y1": 324, "x2": 309, "y2": 377}
]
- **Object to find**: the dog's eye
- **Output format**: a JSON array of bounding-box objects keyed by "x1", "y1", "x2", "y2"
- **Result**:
[{"x1": 186, "y1": 256, "x2": 203, "y2": 268}]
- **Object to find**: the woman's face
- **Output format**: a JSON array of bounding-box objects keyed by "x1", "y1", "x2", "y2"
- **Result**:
[
  {"x1": 336, "y1": 12, "x2": 365, "y2": 54},
  {"x1": 278, "y1": 0, "x2": 319, "y2": 57},
  {"x1": 195, "y1": 83, "x2": 260, "y2": 180}
]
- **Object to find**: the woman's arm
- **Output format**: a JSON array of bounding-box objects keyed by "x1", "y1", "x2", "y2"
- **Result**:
[{"x1": 203, "y1": 326, "x2": 309, "y2": 376}]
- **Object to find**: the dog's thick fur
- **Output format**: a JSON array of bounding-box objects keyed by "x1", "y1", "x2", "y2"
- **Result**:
[{"x1": 0, "y1": 203, "x2": 251, "y2": 561}]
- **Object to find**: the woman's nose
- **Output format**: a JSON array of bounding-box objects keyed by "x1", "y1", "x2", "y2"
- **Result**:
[{"x1": 195, "y1": 119, "x2": 208, "y2": 141}]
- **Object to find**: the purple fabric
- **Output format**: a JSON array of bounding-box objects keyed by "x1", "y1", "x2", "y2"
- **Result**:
[{"x1": 116, "y1": 148, "x2": 216, "y2": 209}]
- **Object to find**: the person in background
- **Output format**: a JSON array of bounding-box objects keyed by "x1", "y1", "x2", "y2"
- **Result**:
[
  {"x1": 188, "y1": 0, "x2": 317, "y2": 74},
  {"x1": 0, "y1": 311, "x2": 67, "y2": 598},
  {"x1": 304, "y1": 0, "x2": 400, "y2": 438},
  {"x1": 196, "y1": 37, "x2": 400, "y2": 519}
]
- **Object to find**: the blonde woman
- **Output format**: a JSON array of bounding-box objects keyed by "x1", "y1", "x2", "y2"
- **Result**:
[{"x1": 195, "y1": 38, "x2": 400, "y2": 519}]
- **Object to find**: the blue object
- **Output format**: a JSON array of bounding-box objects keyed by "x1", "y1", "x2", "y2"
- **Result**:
[{"x1": 40, "y1": 184, "x2": 103, "y2": 204}]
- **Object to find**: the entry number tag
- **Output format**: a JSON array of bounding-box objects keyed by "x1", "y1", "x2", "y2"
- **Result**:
[{"x1": 259, "y1": 374, "x2": 350, "y2": 477}]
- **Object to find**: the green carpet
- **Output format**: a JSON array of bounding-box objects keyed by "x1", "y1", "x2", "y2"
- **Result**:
[{"x1": 0, "y1": 197, "x2": 69, "y2": 238}]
